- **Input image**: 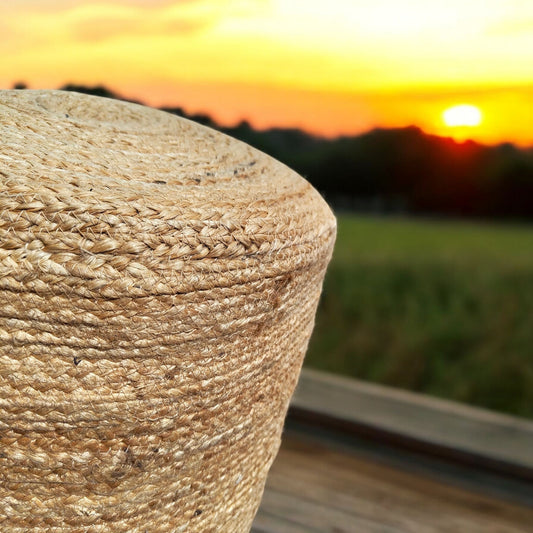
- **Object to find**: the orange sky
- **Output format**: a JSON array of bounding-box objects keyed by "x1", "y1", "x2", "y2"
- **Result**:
[{"x1": 1, "y1": 0, "x2": 532, "y2": 145}]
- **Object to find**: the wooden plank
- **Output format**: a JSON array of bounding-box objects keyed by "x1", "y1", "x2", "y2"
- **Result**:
[
  {"x1": 251, "y1": 509, "x2": 321, "y2": 533},
  {"x1": 253, "y1": 428, "x2": 533, "y2": 533},
  {"x1": 291, "y1": 368, "x2": 533, "y2": 477},
  {"x1": 255, "y1": 488, "x2": 399, "y2": 533}
]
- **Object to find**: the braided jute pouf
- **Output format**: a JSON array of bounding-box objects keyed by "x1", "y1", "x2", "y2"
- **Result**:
[{"x1": 0, "y1": 90, "x2": 336, "y2": 532}]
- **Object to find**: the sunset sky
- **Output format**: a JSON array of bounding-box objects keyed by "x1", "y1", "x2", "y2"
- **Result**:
[{"x1": 1, "y1": 0, "x2": 532, "y2": 145}]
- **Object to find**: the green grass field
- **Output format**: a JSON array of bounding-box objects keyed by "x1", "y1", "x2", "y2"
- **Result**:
[{"x1": 305, "y1": 214, "x2": 533, "y2": 419}]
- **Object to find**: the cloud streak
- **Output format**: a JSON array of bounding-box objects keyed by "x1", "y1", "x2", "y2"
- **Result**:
[
  {"x1": 2, "y1": 2, "x2": 215, "y2": 50},
  {"x1": 70, "y1": 10, "x2": 209, "y2": 43}
]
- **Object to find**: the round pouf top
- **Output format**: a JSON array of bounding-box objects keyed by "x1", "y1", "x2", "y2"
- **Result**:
[{"x1": 0, "y1": 90, "x2": 336, "y2": 532}]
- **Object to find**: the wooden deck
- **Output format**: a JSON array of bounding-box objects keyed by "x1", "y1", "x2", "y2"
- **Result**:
[{"x1": 252, "y1": 370, "x2": 533, "y2": 533}]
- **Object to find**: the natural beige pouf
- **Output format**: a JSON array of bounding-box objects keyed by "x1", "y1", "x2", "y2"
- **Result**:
[{"x1": 0, "y1": 90, "x2": 336, "y2": 532}]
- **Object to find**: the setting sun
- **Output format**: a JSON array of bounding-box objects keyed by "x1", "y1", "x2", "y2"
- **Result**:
[{"x1": 443, "y1": 105, "x2": 483, "y2": 128}]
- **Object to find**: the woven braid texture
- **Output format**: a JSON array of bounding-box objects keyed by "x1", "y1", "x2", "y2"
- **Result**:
[{"x1": 0, "y1": 90, "x2": 336, "y2": 532}]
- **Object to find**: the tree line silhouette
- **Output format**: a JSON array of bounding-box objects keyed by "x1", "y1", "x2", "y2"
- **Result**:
[{"x1": 20, "y1": 83, "x2": 533, "y2": 220}]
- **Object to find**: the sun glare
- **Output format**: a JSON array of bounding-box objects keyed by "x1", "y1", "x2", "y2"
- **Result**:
[{"x1": 443, "y1": 104, "x2": 483, "y2": 128}]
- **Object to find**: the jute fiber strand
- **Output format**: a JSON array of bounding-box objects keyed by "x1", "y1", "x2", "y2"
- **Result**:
[{"x1": 0, "y1": 90, "x2": 336, "y2": 532}]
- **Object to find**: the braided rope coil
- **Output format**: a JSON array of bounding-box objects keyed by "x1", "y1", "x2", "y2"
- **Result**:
[{"x1": 0, "y1": 90, "x2": 336, "y2": 532}]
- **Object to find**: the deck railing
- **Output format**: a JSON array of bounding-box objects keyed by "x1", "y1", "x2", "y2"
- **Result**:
[{"x1": 290, "y1": 368, "x2": 533, "y2": 482}]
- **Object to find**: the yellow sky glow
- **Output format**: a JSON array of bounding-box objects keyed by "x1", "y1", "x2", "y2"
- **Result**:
[{"x1": 0, "y1": 0, "x2": 532, "y2": 145}]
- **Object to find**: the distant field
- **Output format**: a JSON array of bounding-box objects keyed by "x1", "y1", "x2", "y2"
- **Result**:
[{"x1": 305, "y1": 214, "x2": 533, "y2": 419}]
